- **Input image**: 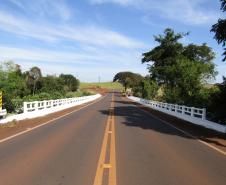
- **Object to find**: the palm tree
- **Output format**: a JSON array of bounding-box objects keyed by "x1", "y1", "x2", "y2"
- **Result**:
[{"x1": 26, "y1": 67, "x2": 42, "y2": 95}]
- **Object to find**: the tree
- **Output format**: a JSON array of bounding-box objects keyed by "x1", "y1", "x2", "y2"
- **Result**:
[
  {"x1": 0, "y1": 61, "x2": 28, "y2": 111},
  {"x1": 211, "y1": 0, "x2": 226, "y2": 61},
  {"x1": 0, "y1": 61, "x2": 82, "y2": 113},
  {"x1": 40, "y1": 75, "x2": 65, "y2": 94},
  {"x1": 113, "y1": 72, "x2": 143, "y2": 91},
  {"x1": 142, "y1": 28, "x2": 187, "y2": 85},
  {"x1": 142, "y1": 28, "x2": 216, "y2": 105},
  {"x1": 141, "y1": 77, "x2": 158, "y2": 99},
  {"x1": 26, "y1": 67, "x2": 42, "y2": 95},
  {"x1": 207, "y1": 77, "x2": 226, "y2": 124},
  {"x1": 59, "y1": 74, "x2": 79, "y2": 92}
]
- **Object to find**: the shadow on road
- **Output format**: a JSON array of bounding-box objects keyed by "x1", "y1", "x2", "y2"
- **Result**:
[{"x1": 100, "y1": 94, "x2": 226, "y2": 148}]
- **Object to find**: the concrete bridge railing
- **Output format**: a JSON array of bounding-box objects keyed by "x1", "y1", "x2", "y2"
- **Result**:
[
  {"x1": 23, "y1": 95, "x2": 97, "y2": 113},
  {"x1": 128, "y1": 96, "x2": 226, "y2": 133},
  {"x1": 0, "y1": 94, "x2": 101, "y2": 124}
]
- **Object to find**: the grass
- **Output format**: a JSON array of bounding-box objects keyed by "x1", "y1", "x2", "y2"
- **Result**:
[
  {"x1": 66, "y1": 90, "x2": 95, "y2": 98},
  {"x1": 80, "y1": 82, "x2": 123, "y2": 90}
]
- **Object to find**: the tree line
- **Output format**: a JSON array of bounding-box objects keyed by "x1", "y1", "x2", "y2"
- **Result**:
[
  {"x1": 0, "y1": 61, "x2": 81, "y2": 113},
  {"x1": 114, "y1": 0, "x2": 226, "y2": 124}
]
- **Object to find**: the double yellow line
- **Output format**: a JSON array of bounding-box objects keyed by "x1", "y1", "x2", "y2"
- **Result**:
[{"x1": 93, "y1": 93, "x2": 117, "y2": 185}]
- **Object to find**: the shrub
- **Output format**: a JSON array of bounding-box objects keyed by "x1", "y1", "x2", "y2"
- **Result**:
[
  {"x1": 12, "y1": 97, "x2": 23, "y2": 113},
  {"x1": 23, "y1": 94, "x2": 40, "y2": 102},
  {"x1": 38, "y1": 92, "x2": 51, "y2": 100},
  {"x1": 2, "y1": 94, "x2": 14, "y2": 112},
  {"x1": 65, "y1": 92, "x2": 75, "y2": 98},
  {"x1": 51, "y1": 92, "x2": 64, "y2": 99}
]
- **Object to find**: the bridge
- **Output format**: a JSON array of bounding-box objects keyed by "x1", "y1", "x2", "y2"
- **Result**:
[{"x1": 0, "y1": 92, "x2": 226, "y2": 185}]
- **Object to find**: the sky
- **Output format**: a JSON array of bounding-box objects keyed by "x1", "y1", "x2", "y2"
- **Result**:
[{"x1": 0, "y1": 0, "x2": 225, "y2": 82}]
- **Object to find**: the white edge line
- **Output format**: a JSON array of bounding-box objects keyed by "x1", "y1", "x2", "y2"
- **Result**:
[
  {"x1": 127, "y1": 98, "x2": 226, "y2": 157},
  {"x1": 0, "y1": 94, "x2": 107, "y2": 144}
]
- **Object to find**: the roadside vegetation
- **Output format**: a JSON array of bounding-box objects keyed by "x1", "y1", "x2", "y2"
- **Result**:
[
  {"x1": 114, "y1": 1, "x2": 226, "y2": 124},
  {"x1": 0, "y1": 61, "x2": 93, "y2": 113}
]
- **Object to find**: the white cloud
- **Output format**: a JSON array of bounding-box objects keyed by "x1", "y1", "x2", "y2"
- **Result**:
[
  {"x1": 0, "y1": 45, "x2": 147, "y2": 81},
  {"x1": 90, "y1": 0, "x2": 137, "y2": 6},
  {"x1": 8, "y1": 0, "x2": 72, "y2": 21},
  {"x1": 155, "y1": 0, "x2": 219, "y2": 25},
  {"x1": 90, "y1": 0, "x2": 220, "y2": 25},
  {"x1": 0, "y1": 10, "x2": 146, "y2": 49},
  {"x1": 0, "y1": 1, "x2": 149, "y2": 82},
  {"x1": 0, "y1": 45, "x2": 141, "y2": 65}
]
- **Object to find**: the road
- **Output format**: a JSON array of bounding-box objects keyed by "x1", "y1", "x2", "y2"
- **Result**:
[{"x1": 0, "y1": 92, "x2": 226, "y2": 185}]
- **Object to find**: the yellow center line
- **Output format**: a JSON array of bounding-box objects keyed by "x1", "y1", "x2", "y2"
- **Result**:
[
  {"x1": 109, "y1": 94, "x2": 116, "y2": 185},
  {"x1": 93, "y1": 93, "x2": 117, "y2": 185}
]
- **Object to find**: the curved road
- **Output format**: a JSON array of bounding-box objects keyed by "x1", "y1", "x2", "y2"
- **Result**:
[{"x1": 0, "y1": 92, "x2": 226, "y2": 185}]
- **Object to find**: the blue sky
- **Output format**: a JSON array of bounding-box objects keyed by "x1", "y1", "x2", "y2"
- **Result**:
[{"x1": 0, "y1": 0, "x2": 225, "y2": 82}]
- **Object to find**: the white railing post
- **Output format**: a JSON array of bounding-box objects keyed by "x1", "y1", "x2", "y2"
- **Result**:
[
  {"x1": 23, "y1": 102, "x2": 28, "y2": 113},
  {"x1": 182, "y1": 105, "x2": 185, "y2": 115},
  {"x1": 35, "y1": 101, "x2": 38, "y2": 111},
  {"x1": 191, "y1": 107, "x2": 194, "y2": 117},
  {"x1": 202, "y1": 108, "x2": 206, "y2": 120},
  {"x1": 43, "y1": 100, "x2": 46, "y2": 109},
  {"x1": 171, "y1": 104, "x2": 174, "y2": 112}
]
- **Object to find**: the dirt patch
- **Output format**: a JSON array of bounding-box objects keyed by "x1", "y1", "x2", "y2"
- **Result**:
[{"x1": 82, "y1": 87, "x2": 109, "y2": 95}]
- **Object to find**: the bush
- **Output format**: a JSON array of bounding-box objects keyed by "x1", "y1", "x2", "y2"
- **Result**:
[
  {"x1": 81, "y1": 90, "x2": 93, "y2": 96},
  {"x1": 38, "y1": 92, "x2": 51, "y2": 100},
  {"x1": 2, "y1": 94, "x2": 14, "y2": 112},
  {"x1": 51, "y1": 92, "x2": 64, "y2": 99},
  {"x1": 207, "y1": 83, "x2": 226, "y2": 124},
  {"x1": 23, "y1": 94, "x2": 40, "y2": 102},
  {"x1": 12, "y1": 97, "x2": 23, "y2": 113},
  {"x1": 145, "y1": 80, "x2": 158, "y2": 99},
  {"x1": 65, "y1": 92, "x2": 75, "y2": 98}
]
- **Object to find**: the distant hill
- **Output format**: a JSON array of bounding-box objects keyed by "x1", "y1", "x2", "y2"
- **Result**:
[{"x1": 80, "y1": 82, "x2": 123, "y2": 90}]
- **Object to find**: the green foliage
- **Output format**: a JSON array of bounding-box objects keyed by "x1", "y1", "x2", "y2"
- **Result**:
[
  {"x1": 142, "y1": 28, "x2": 216, "y2": 106},
  {"x1": 2, "y1": 94, "x2": 14, "y2": 112},
  {"x1": 132, "y1": 76, "x2": 158, "y2": 99},
  {"x1": 65, "y1": 92, "x2": 75, "y2": 98},
  {"x1": 211, "y1": 0, "x2": 226, "y2": 61},
  {"x1": 139, "y1": 27, "x2": 226, "y2": 124},
  {"x1": 141, "y1": 78, "x2": 158, "y2": 100},
  {"x1": 37, "y1": 92, "x2": 52, "y2": 100},
  {"x1": 207, "y1": 78, "x2": 226, "y2": 124},
  {"x1": 23, "y1": 94, "x2": 40, "y2": 102},
  {"x1": 40, "y1": 75, "x2": 65, "y2": 94},
  {"x1": 50, "y1": 92, "x2": 64, "y2": 99},
  {"x1": 0, "y1": 61, "x2": 29, "y2": 112},
  {"x1": 12, "y1": 97, "x2": 24, "y2": 113},
  {"x1": 59, "y1": 74, "x2": 80, "y2": 92},
  {"x1": 65, "y1": 90, "x2": 93, "y2": 98},
  {"x1": 113, "y1": 71, "x2": 143, "y2": 91},
  {"x1": 0, "y1": 61, "x2": 81, "y2": 113}
]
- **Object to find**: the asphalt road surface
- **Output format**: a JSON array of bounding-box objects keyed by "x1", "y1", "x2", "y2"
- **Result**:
[{"x1": 0, "y1": 92, "x2": 226, "y2": 185}]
